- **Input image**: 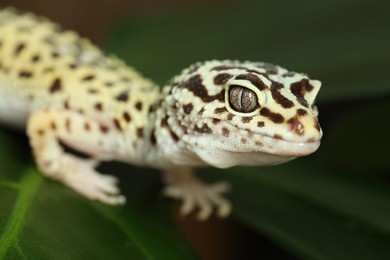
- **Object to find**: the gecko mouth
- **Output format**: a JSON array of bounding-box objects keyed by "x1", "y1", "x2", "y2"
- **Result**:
[
  {"x1": 260, "y1": 134, "x2": 321, "y2": 156},
  {"x1": 233, "y1": 128, "x2": 321, "y2": 157}
]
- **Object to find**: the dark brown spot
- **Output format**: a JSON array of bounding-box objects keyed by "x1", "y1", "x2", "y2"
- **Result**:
[
  {"x1": 271, "y1": 81, "x2": 284, "y2": 89},
  {"x1": 113, "y1": 119, "x2": 122, "y2": 131},
  {"x1": 282, "y1": 72, "x2": 295, "y2": 77},
  {"x1": 179, "y1": 75, "x2": 224, "y2": 102},
  {"x1": 161, "y1": 116, "x2": 169, "y2": 127},
  {"x1": 14, "y1": 43, "x2": 26, "y2": 56},
  {"x1": 19, "y1": 71, "x2": 33, "y2": 78},
  {"x1": 214, "y1": 73, "x2": 233, "y2": 85},
  {"x1": 123, "y1": 112, "x2": 131, "y2": 122},
  {"x1": 100, "y1": 124, "x2": 109, "y2": 133},
  {"x1": 255, "y1": 141, "x2": 263, "y2": 146},
  {"x1": 65, "y1": 118, "x2": 71, "y2": 133},
  {"x1": 150, "y1": 129, "x2": 157, "y2": 145},
  {"x1": 271, "y1": 83, "x2": 294, "y2": 109},
  {"x1": 198, "y1": 107, "x2": 205, "y2": 115},
  {"x1": 227, "y1": 114, "x2": 234, "y2": 121},
  {"x1": 212, "y1": 118, "x2": 221, "y2": 125},
  {"x1": 257, "y1": 121, "x2": 265, "y2": 127},
  {"x1": 116, "y1": 92, "x2": 129, "y2": 102},
  {"x1": 77, "y1": 109, "x2": 84, "y2": 115},
  {"x1": 87, "y1": 88, "x2": 98, "y2": 94},
  {"x1": 194, "y1": 124, "x2": 212, "y2": 134},
  {"x1": 51, "y1": 52, "x2": 60, "y2": 58},
  {"x1": 82, "y1": 75, "x2": 95, "y2": 81},
  {"x1": 104, "y1": 81, "x2": 114, "y2": 87},
  {"x1": 68, "y1": 63, "x2": 78, "y2": 69},
  {"x1": 256, "y1": 63, "x2": 278, "y2": 74},
  {"x1": 241, "y1": 138, "x2": 247, "y2": 144},
  {"x1": 149, "y1": 105, "x2": 157, "y2": 113},
  {"x1": 183, "y1": 103, "x2": 194, "y2": 114},
  {"x1": 260, "y1": 108, "x2": 284, "y2": 124},
  {"x1": 273, "y1": 134, "x2": 283, "y2": 139},
  {"x1": 241, "y1": 117, "x2": 252, "y2": 123},
  {"x1": 297, "y1": 109, "x2": 307, "y2": 116},
  {"x1": 290, "y1": 79, "x2": 314, "y2": 108},
  {"x1": 180, "y1": 123, "x2": 188, "y2": 133},
  {"x1": 43, "y1": 67, "x2": 54, "y2": 74},
  {"x1": 50, "y1": 121, "x2": 57, "y2": 130},
  {"x1": 136, "y1": 127, "x2": 144, "y2": 138},
  {"x1": 135, "y1": 101, "x2": 143, "y2": 111},
  {"x1": 170, "y1": 130, "x2": 179, "y2": 142},
  {"x1": 49, "y1": 78, "x2": 62, "y2": 93},
  {"x1": 222, "y1": 127, "x2": 230, "y2": 137},
  {"x1": 236, "y1": 74, "x2": 266, "y2": 90},
  {"x1": 37, "y1": 129, "x2": 45, "y2": 136},
  {"x1": 31, "y1": 54, "x2": 41, "y2": 63},
  {"x1": 121, "y1": 77, "x2": 131, "y2": 82},
  {"x1": 94, "y1": 102, "x2": 103, "y2": 111},
  {"x1": 84, "y1": 122, "x2": 90, "y2": 131},
  {"x1": 214, "y1": 107, "x2": 226, "y2": 114},
  {"x1": 64, "y1": 100, "x2": 69, "y2": 109}
]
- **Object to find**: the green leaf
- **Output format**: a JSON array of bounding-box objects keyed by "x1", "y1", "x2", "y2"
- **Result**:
[{"x1": 0, "y1": 130, "x2": 196, "y2": 259}]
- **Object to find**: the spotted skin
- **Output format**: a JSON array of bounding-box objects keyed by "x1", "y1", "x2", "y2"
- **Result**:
[{"x1": 0, "y1": 8, "x2": 322, "y2": 220}]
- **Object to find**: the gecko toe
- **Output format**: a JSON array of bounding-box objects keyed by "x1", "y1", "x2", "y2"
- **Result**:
[
  {"x1": 164, "y1": 179, "x2": 232, "y2": 220},
  {"x1": 196, "y1": 195, "x2": 213, "y2": 220}
]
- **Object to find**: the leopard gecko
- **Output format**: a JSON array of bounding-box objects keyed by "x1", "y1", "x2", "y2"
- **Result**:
[{"x1": 0, "y1": 7, "x2": 322, "y2": 220}]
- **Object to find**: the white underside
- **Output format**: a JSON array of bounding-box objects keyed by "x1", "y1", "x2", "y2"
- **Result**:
[{"x1": 183, "y1": 134, "x2": 321, "y2": 169}]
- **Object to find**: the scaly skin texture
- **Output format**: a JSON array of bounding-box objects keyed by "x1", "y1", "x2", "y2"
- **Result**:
[{"x1": 0, "y1": 7, "x2": 322, "y2": 220}]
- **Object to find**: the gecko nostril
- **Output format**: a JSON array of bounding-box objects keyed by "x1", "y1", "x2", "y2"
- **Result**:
[{"x1": 287, "y1": 117, "x2": 304, "y2": 135}]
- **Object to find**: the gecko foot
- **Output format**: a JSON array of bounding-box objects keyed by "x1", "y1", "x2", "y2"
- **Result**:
[
  {"x1": 57, "y1": 155, "x2": 126, "y2": 205},
  {"x1": 163, "y1": 173, "x2": 231, "y2": 220}
]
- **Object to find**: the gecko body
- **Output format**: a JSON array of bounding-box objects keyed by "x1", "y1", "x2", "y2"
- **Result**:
[{"x1": 0, "y1": 8, "x2": 322, "y2": 220}]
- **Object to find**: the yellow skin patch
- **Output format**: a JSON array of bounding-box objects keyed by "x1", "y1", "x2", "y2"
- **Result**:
[{"x1": 0, "y1": 7, "x2": 322, "y2": 220}]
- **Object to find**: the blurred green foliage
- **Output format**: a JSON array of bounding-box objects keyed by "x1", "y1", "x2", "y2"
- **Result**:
[{"x1": 1, "y1": 0, "x2": 390, "y2": 259}]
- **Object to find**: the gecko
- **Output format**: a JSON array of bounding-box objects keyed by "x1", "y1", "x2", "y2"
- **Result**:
[{"x1": 0, "y1": 7, "x2": 322, "y2": 220}]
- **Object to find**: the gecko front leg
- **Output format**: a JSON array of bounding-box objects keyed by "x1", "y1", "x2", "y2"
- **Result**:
[
  {"x1": 162, "y1": 168, "x2": 232, "y2": 220},
  {"x1": 27, "y1": 109, "x2": 125, "y2": 205}
]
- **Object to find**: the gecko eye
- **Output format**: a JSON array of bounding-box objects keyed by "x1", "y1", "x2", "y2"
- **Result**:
[{"x1": 228, "y1": 85, "x2": 259, "y2": 113}]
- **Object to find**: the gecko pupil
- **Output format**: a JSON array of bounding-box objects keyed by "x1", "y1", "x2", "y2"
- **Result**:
[{"x1": 228, "y1": 85, "x2": 258, "y2": 113}]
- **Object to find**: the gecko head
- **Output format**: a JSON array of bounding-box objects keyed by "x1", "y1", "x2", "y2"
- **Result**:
[{"x1": 165, "y1": 60, "x2": 322, "y2": 168}]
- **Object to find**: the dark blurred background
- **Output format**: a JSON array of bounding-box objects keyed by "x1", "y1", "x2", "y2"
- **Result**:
[
  {"x1": 1, "y1": 0, "x2": 228, "y2": 40},
  {"x1": 1, "y1": 1, "x2": 389, "y2": 259}
]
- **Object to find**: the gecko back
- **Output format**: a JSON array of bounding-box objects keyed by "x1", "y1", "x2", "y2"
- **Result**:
[{"x1": 0, "y1": 7, "x2": 159, "y2": 129}]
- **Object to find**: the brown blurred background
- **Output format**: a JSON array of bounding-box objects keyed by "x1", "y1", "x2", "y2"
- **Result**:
[{"x1": 0, "y1": 0, "x2": 229, "y2": 40}]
